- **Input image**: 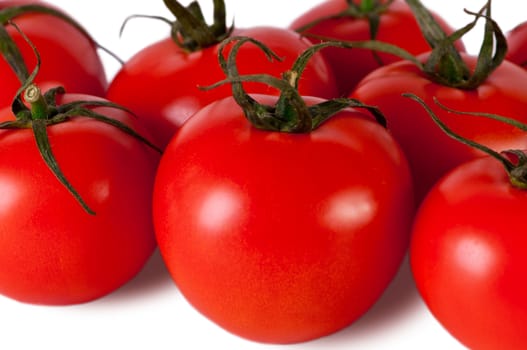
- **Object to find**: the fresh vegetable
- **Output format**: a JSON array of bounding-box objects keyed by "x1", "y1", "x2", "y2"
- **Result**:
[
  {"x1": 0, "y1": 26, "x2": 161, "y2": 305},
  {"x1": 153, "y1": 37, "x2": 414, "y2": 343},
  {"x1": 351, "y1": 0, "x2": 527, "y2": 202},
  {"x1": 0, "y1": 87, "x2": 160, "y2": 305},
  {"x1": 106, "y1": 0, "x2": 338, "y2": 148},
  {"x1": 0, "y1": 0, "x2": 108, "y2": 108},
  {"x1": 290, "y1": 0, "x2": 464, "y2": 96},
  {"x1": 409, "y1": 96, "x2": 527, "y2": 350}
]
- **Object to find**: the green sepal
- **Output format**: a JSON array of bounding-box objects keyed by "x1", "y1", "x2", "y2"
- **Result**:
[
  {"x1": 0, "y1": 23, "x2": 28, "y2": 82},
  {"x1": 204, "y1": 36, "x2": 387, "y2": 133},
  {"x1": 30, "y1": 118, "x2": 95, "y2": 215},
  {"x1": 121, "y1": 0, "x2": 233, "y2": 52},
  {"x1": 405, "y1": 0, "x2": 506, "y2": 89}
]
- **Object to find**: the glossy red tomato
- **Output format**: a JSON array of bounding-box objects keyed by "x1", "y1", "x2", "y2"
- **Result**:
[
  {"x1": 0, "y1": 0, "x2": 107, "y2": 107},
  {"x1": 289, "y1": 0, "x2": 464, "y2": 96},
  {"x1": 107, "y1": 26, "x2": 338, "y2": 148},
  {"x1": 0, "y1": 92, "x2": 160, "y2": 305},
  {"x1": 351, "y1": 52, "x2": 527, "y2": 202},
  {"x1": 153, "y1": 94, "x2": 414, "y2": 343},
  {"x1": 506, "y1": 21, "x2": 527, "y2": 68},
  {"x1": 411, "y1": 154, "x2": 527, "y2": 350}
]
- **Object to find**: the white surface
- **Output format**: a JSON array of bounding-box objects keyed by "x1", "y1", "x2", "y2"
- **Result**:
[{"x1": 1, "y1": 1, "x2": 522, "y2": 349}]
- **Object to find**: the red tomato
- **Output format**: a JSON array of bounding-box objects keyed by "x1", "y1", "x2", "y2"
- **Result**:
[
  {"x1": 410, "y1": 154, "x2": 527, "y2": 350},
  {"x1": 153, "y1": 94, "x2": 414, "y2": 343},
  {"x1": 0, "y1": 92, "x2": 160, "y2": 305},
  {"x1": 506, "y1": 21, "x2": 527, "y2": 68},
  {"x1": 351, "y1": 52, "x2": 527, "y2": 202},
  {"x1": 289, "y1": 0, "x2": 464, "y2": 96},
  {"x1": 106, "y1": 26, "x2": 338, "y2": 148},
  {"x1": 0, "y1": 0, "x2": 107, "y2": 107}
]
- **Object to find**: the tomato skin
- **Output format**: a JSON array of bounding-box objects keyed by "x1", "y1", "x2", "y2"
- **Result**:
[
  {"x1": 106, "y1": 26, "x2": 338, "y2": 149},
  {"x1": 0, "y1": 93, "x2": 160, "y2": 305},
  {"x1": 506, "y1": 21, "x2": 527, "y2": 68},
  {"x1": 0, "y1": 0, "x2": 107, "y2": 108},
  {"x1": 410, "y1": 155, "x2": 527, "y2": 350},
  {"x1": 351, "y1": 52, "x2": 527, "y2": 202},
  {"x1": 289, "y1": 0, "x2": 464, "y2": 96},
  {"x1": 153, "y1": 94, "x2": 414, "y2": 343}
]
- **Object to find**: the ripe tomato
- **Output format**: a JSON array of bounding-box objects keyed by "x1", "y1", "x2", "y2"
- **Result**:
[
  {"x1": 0, "y1": 91, "x2": 160, "y2": 305},
  {"x1": 107, "y1": 26, "x2": 338, "y2": 149},
  {"x1": 153, "y1": 94, "x2": 414, "y2": 343},
  {"x1": 0, "y1": 0, "x2": 107, "y2": 108},
  {"x1": 351, "y1": 52, "x2": 527, "y2": 202},
  {"x1": 506, "y1": 21, "x2": 527, "y2": 68},
  {"x1": 410, "y1": 154, "x2": 527, "y2": 350},
  {"x1": 289, "y1": 0, "x2": 463, "y2": 96}
]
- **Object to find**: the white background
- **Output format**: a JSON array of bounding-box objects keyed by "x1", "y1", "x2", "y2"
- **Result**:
[{"x1": 1, "y1": 1, "x2": 523, "y2": 349}]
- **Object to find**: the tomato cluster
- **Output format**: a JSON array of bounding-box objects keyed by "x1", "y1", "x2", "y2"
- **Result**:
[{"x1": 1, "y1": 0, "x2": 527, "y2": 349}]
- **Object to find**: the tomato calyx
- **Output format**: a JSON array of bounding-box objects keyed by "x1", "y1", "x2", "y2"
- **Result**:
[
  {"x1": 121, "y1": 0, "x2": 233, "y2": 52},
  {"x1": 294, "y1": 0, "x2": 395, "y2": 43},
  {"x1": 301, "y1": 0, "x2": 505, "y2": 90},
  {"x1": 204, "y1": 36, "x2": 386, "y2": 133},
  {"x1": 405, "y1": 93, "x2": 527, "y2": 189},
  {"x1": 2, "y1": 82, "x2": 162, "y2": 215},
  {"x1": 405, "y1": 0, "x2": 506, "y2": 89},
  {"x1": 0, "y1": 23, "x2": 161, "y2": 215}
]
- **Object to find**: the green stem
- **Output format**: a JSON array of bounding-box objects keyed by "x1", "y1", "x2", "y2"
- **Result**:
[
  {"x1": 206, "y1": 36, "x2": 386, "y2": 133},
  {"x1": 405, "y1": 0, "x2": 471, "y2": 86},
  {"x1": 3, "y1": 21, "x2": 43, "y2": 114},
  {"x1": 165, "y1": 0, "x2": 217, "y2": 49},
  {"x1": 407, "y1": 0, "x2": 505, "y2": 89},
  {"x1": 0, "y1": 24, "x2": 29, "y2": 83},
  {"x1": 0, "y1": 20, "x2": 160, "y2": 215},
  {"x1": 301, "y1": 0, "x2": 506, "y2": 90},
  {"x1": 360, "y1": 0, "x2": 376, "y2": 12},
  {"x1": 160, "y1": 0, "x2": 232, "y2": 52},
  {"x1": 466, "y1": 4, "x2": 508, "y2": 87},
  {"x1": 24, "y1": 84, "x2": 48, "y2": 120},
  {"x1": 404, "y1": 0, "x2": 453, "y2": 49},
  {"x1": 296, "y1": 0, "x2": 394, "y2": 39}
]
